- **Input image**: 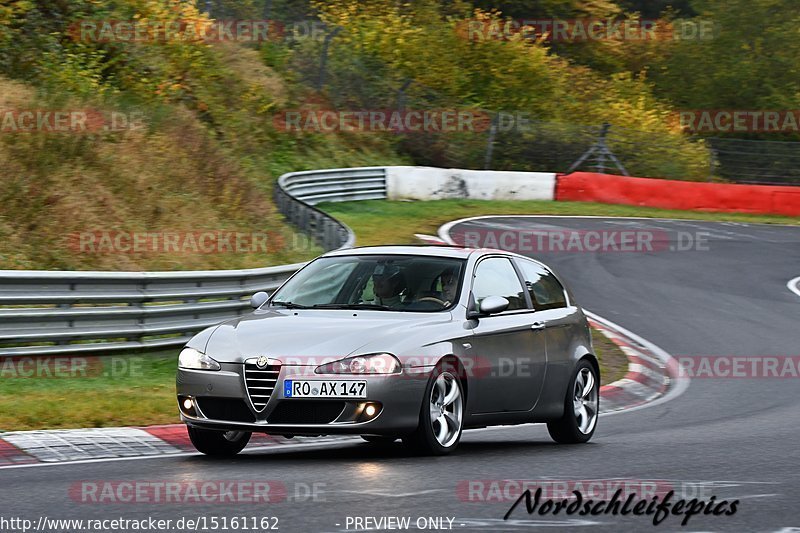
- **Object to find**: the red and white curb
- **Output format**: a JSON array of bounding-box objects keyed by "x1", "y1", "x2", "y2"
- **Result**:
[
  {"x1": 0, "y1": 312, "x2": 684, "y2": 468},
  {"x1": 0, "y1": 425, "x2": 358, "y2": 468},
  {"x1": 588, "y1": 311, "x2": 684, "y2": 413}
]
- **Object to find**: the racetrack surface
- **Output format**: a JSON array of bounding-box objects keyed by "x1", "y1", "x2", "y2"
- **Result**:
[{"x1": 2, "y1": 217, "x2": 799, "y2": 532}]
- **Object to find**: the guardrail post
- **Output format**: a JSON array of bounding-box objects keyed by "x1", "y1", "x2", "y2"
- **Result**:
[
  {"x1": 317, "y1": 27, "x2": 342, "y2": 91},
  {"x1": 708, "y1": 146, "x2": 717, "y2": 182},
  {"x1": 484, "y1": 114, "x2": 498, "y2": 170}
]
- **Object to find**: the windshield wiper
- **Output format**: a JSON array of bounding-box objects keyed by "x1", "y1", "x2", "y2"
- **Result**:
[
  {"x1": 270, "y1": 300, "x2": 311, "y2": 309},
  {"x1": 312, "y1": 303, "x2": 392, "y2": 310}
]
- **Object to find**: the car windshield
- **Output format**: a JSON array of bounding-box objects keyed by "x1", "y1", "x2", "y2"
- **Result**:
[{"x1": 269, "y1": 254, "x2": 466, "y2": 312}]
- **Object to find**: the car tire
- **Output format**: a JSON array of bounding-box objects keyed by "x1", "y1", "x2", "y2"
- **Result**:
[
  {"x1": 361, "y1": 435, "x2": 398, "y2": 444},
  {"x1": 187, "y1": 427, "x2": 251, "y2": 456},
  {"x1": 403, "y1": 364, "x2": 464, "y2": 455},
  {"x1": 547, "y1": 359, "x2": 599, "y2": 444}
]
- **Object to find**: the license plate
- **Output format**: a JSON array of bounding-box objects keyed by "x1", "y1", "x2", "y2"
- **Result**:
[{"x1": 284, "y1": 380, "x2": 367, "y2": 398}]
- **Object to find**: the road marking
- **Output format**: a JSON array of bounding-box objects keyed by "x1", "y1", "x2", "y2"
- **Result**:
[
  {"x1": 437, "y1": 214, "x2": 800, "y2": 244},
  {"x1": 787, "y1": 276, "x2": 800, "y2": 299}
]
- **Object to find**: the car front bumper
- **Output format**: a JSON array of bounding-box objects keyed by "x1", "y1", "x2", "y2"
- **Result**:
[{"x1": 176, "y1": 363, "x2": 432, "y2": 436}]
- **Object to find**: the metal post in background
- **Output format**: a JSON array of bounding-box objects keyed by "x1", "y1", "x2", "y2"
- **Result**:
[
  {"x1": 567, "y1": 123, "x2": 629, "y2": 176},
  {"x1": 484, "y1": 114, "x2": 498, "y2": 170},
  {"x1": 317, "y1": 27, "x2": 341, "y2": 91},
  {"x1": 396, "y1": 79, "x2": 413, "y2": 113},
  {"x1": 708, "y1": 146, "x2": 717, "y2": 182}
]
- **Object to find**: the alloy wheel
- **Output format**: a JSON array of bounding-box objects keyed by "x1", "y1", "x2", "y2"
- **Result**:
[
  {"x1": 428, "y1": 371, "x2": 463, "y2": 447},
  {"x1": 573, "y1": 368, "x2": 598, "y2": 434}
]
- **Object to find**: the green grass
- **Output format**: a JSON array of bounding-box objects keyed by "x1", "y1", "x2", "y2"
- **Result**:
[
  {"x1": 592, "y1": 329, "x2": 629, "y2": 386},
  {"x1": 319, "y1": 198, "x2": 800, "y2": 247},
  {"x1": 0, "y1": 350, "x2": 180, "y2": 431}
]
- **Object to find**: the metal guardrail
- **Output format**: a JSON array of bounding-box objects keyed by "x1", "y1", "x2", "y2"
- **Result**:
[
  {"x1": 0, "y1": 167, "x2": 387, "y2": 357},
  {"x1": 274, "y1": 166, "x2": 387, "y2": 250}
]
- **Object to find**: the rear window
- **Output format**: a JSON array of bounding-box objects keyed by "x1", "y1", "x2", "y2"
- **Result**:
[{"x1": 515, "y1": 259, "x2": 568, "y2": 310}]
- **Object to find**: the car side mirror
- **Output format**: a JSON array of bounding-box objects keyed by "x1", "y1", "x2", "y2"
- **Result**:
[
  {"x1": 469, "y1": 295, "x2": 509, "y2": 317},
  {"x1": 250, "y1": 291, "x2": 270, "y2": 309}
]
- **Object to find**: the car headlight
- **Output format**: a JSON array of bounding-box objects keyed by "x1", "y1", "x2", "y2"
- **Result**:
[
  {"x1": 314, "y1": 353, "x2": 401, "y2": 375},
  {"x1": 178, "y1": 347, "x2": 221, "y2": 371}
]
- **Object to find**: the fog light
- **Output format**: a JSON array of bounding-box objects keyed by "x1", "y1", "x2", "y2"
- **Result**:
[
  {"x1": 179, "y1": 396, "x2": 198, "y2": 417},
  {"x1": 357, "y1": 402, "x2": 381, "y2": 422}
]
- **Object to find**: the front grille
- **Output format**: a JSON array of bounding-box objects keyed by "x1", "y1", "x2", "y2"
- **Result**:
[
  {"x1": 268, "y1": 401, "x2": 346, "y2": 424},
  {"x1": 244, "y1": 360, "x2": 281, "y2": 411},
  {"x1": 195, "y1": 397, "x2": 255, "y2": 423}
]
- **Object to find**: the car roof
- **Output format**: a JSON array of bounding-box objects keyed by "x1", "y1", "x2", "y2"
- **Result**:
[
  {"x1": 323, "y1": 245, "x2": 473, "y2": 259},
  {"x1": 322, "y1": 244, "x2": 520, "y2": 260}
]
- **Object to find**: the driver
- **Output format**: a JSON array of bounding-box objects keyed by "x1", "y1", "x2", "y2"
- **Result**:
[
  {"x1": 414, "y1": 267, "x2": 458, "y2": 307},
  {"x1": 439, "y1": 267, "x2": 458, "y2": 305},
  {"x1": 370, "y1": 265, "x2": 406, "y2": 307}
]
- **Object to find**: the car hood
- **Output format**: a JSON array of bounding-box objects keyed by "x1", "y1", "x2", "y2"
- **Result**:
[{"x1": 203, "y1": 308, "x2": 453, "y2": 364}]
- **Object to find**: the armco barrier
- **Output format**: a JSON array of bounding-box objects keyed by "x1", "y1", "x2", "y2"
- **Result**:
[
  {"x1": 0, "y1": 165, "x2": 560, "y2": 357},
  {"x1": 0, "y1": 265, "x2": 303, "y2": 356},
  {"x1": 274, "y1": 166, "x2": 388, "y2": 250},
  {"x1": 557, "y1": 172, "x2": 800, "y2": 216},
  {"x1": 0, "y1": 167, "x2": 386, "y2": 357}
]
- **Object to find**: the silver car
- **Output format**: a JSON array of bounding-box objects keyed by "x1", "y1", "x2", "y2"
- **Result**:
[{"x1": 176, "y1": 245, "x2": 599, "y2": 455}]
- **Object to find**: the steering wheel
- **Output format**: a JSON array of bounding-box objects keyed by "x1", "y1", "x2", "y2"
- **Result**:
[{"x1": 416, "y1": 296, "x2": 447, "y2": 307}]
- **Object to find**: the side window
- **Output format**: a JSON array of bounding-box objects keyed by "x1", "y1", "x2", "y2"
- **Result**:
[
  {"x1": 515, "y1": 260, "x2": 568, "y2": 310},
  {"x1": 472, "y1": 257, "x2": 527, "y2": 311}
]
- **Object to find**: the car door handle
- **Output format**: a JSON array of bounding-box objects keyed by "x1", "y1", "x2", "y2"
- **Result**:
[{"x1": 531, "y1": 321, "x2": 546, "y2": 331}]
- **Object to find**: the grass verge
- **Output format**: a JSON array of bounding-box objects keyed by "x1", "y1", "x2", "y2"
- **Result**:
[
  {"x1": 0, "y1": 350, "x2": 179, "y2": 431},
  {"x1": 592, "y1": 328, "x2": 629, "y2": 386}
]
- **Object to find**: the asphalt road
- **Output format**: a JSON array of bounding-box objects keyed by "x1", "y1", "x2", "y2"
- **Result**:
[{"x1": 2, "y1": 217, "x2": 799, "y2": 533}]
